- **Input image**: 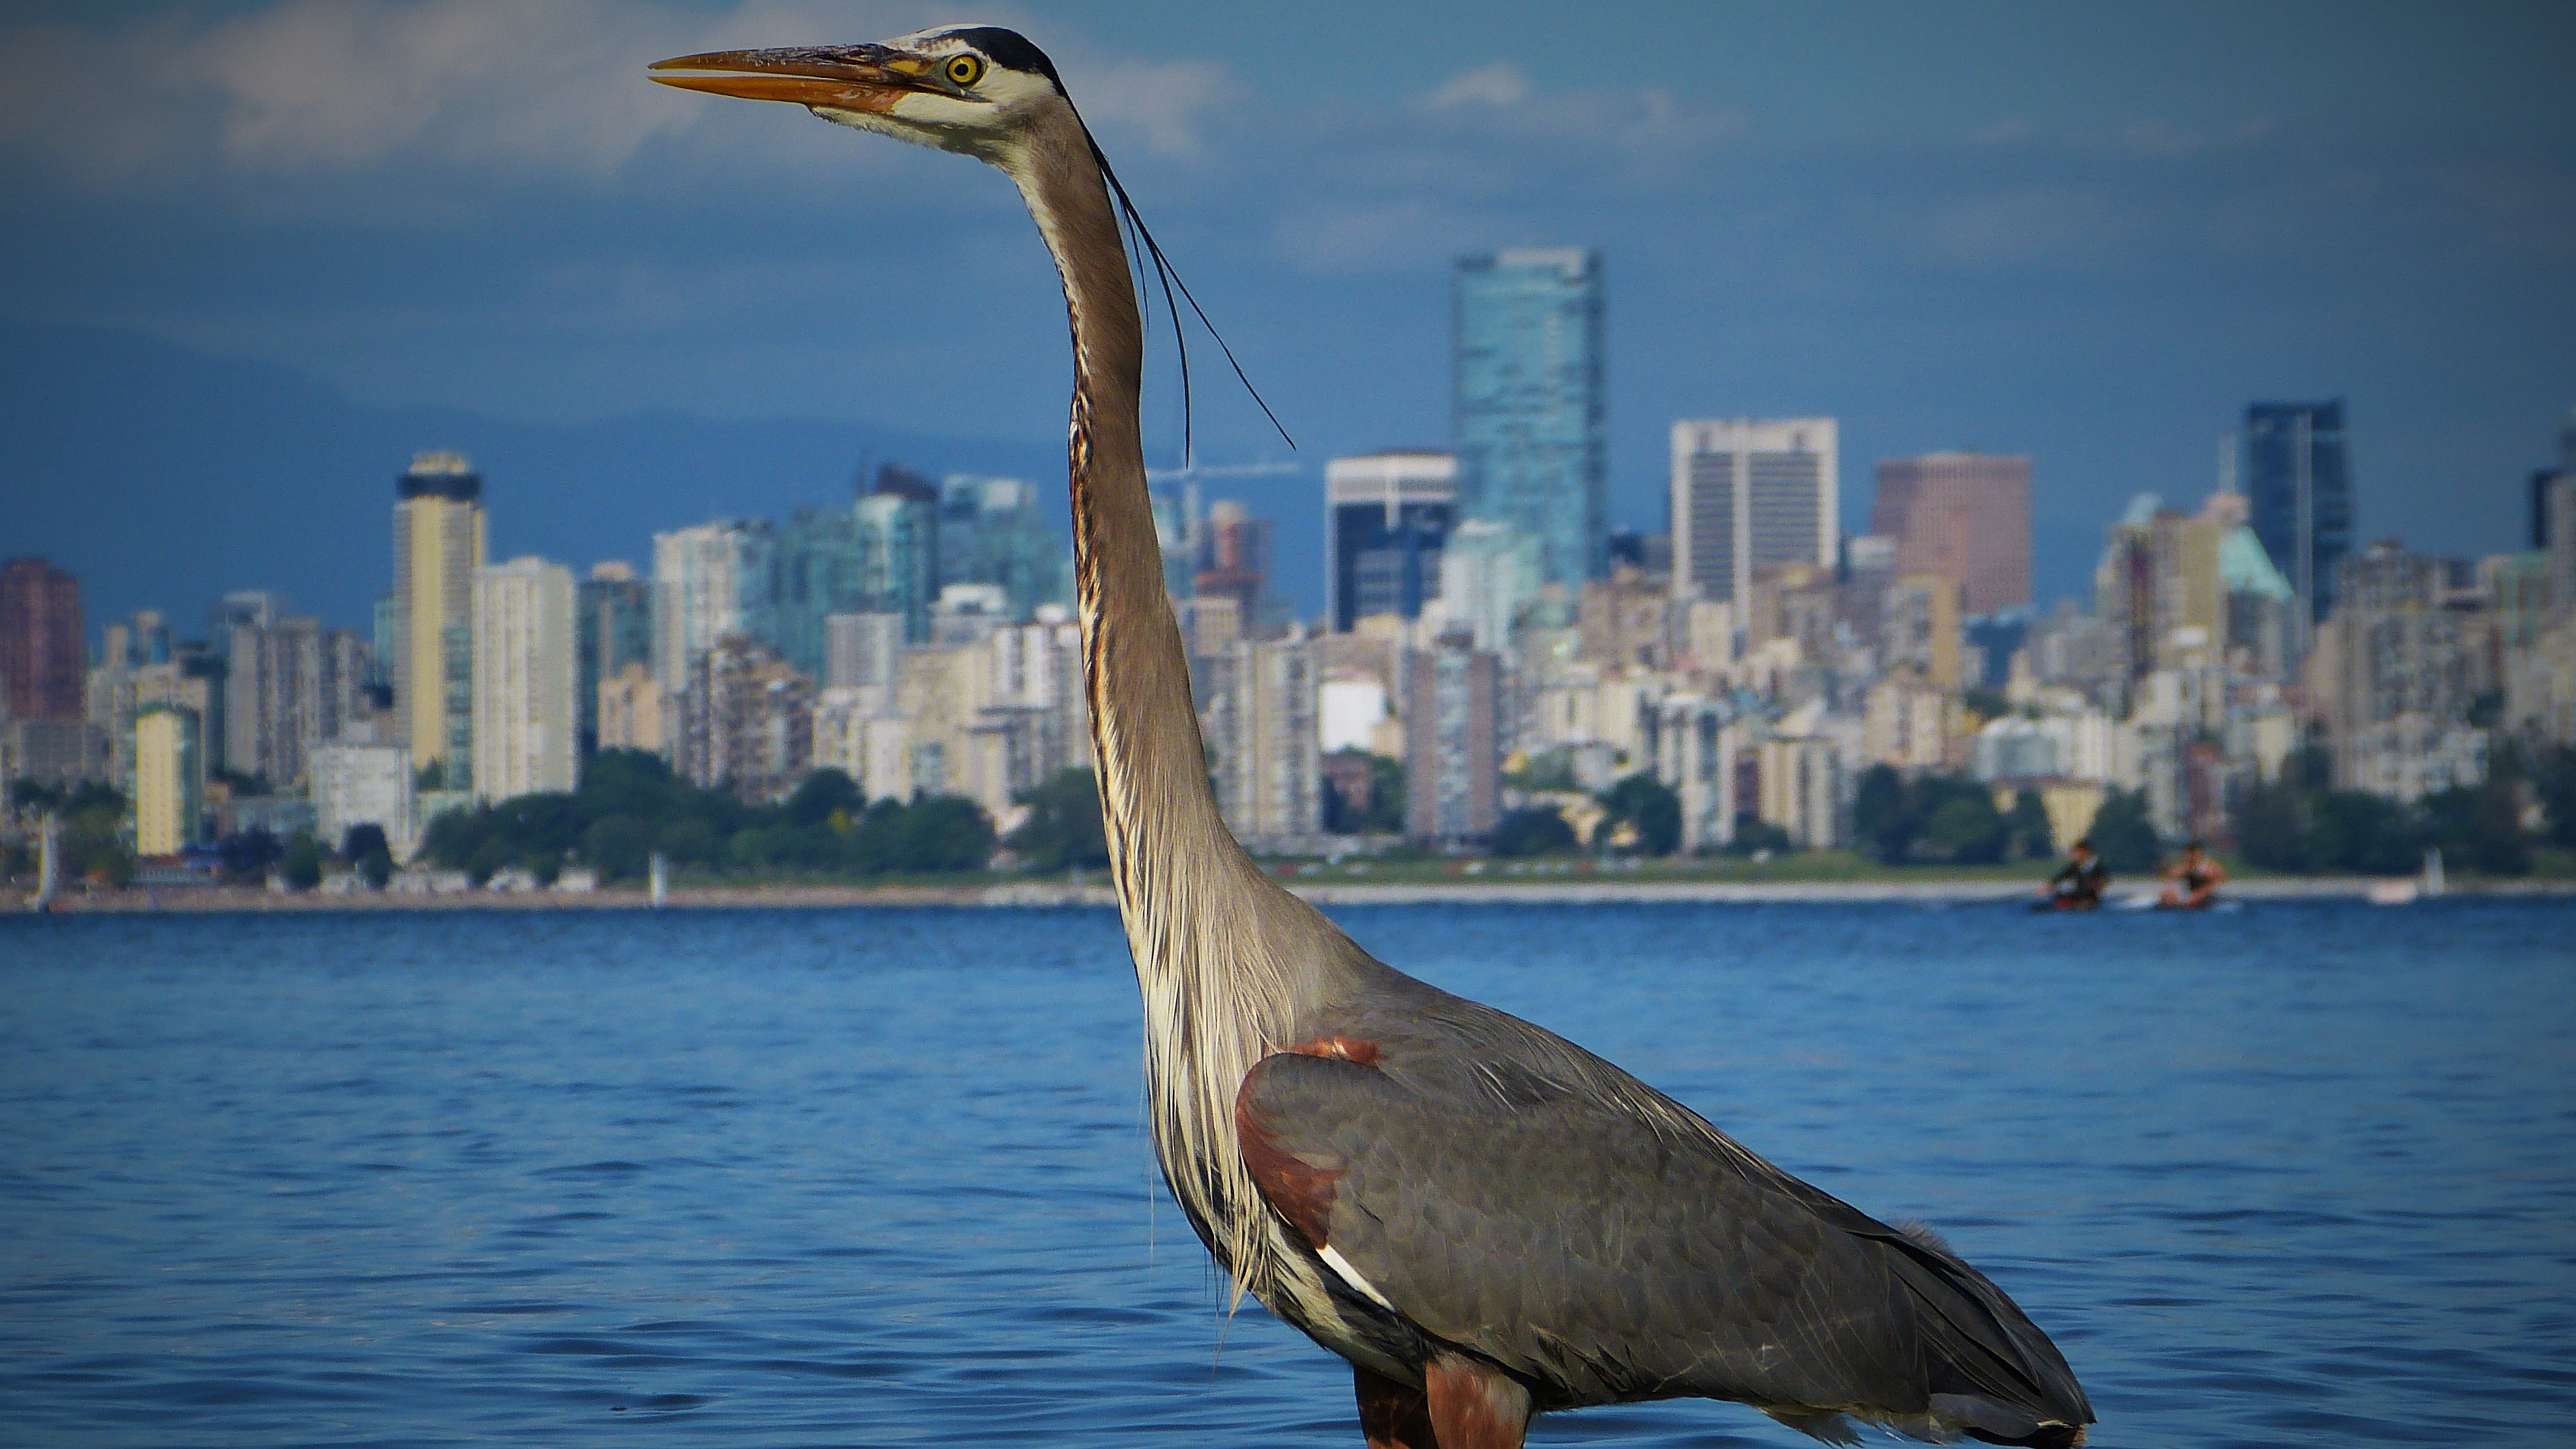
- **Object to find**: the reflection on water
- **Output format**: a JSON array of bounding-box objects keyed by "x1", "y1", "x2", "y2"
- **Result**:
[{"x1": 1, "y1": 900, "x2": 2570, "y2": 1446}]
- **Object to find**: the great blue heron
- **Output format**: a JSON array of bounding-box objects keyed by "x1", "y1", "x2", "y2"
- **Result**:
[{"x1": 651, "y1": 28, "x2": 2094, "y2": 1448}]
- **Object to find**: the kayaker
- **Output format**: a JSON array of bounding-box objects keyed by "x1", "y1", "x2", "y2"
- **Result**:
[
  {"x1": 2159, "y1": 841, "x2": 2226, "y2": 909},
  {"x1": 2040, "y1": 838, "x2": 2108, "y2": 910}
]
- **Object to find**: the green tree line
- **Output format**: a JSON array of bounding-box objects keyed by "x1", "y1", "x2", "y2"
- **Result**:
[
  {"x1": 417, "y1": 750, "x2": 996, "y2": 884},
  {"x1": 2233, "y1": 743, "x2": 2571, "y2": 876},
  {"x1": 1851, "y1": 764, "x2": 2112, "y2": 867}
]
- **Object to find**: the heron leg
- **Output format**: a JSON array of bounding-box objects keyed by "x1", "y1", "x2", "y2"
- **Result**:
[
  {"x1": 1428, "y1": 1354, "x2": 1533, "y2": 1449},
  {"x1": 1355, "y1": 1365, "x2": 1437, "y2": 1448}
]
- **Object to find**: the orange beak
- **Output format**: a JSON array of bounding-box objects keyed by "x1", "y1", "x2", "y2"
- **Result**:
[{"x1": 649, "y1": 44, "x2": 930, "y2": 113}]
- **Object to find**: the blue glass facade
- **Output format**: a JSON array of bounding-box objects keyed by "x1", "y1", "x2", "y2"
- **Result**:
[
  {"x1": 938, "y1": 475, "x2": 1070, "y2": 620},
  {"x1": 1454, "y1": 249, "x2": 1606, "y2": 588},
  {"x1": 1330, "y1": 498, "x2": 1451, "y2": 631},
  {"x1": 2245, "y1": 400, "x2": 2353, "y2": 625},
  {"x1": 772, "y1": 507, "x2": 868, "y2": 676}
]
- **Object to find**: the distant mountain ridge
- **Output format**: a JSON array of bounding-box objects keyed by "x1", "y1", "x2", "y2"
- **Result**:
[{"x1": 0, "y1": 320, "x2": 1067, "y2": 639}]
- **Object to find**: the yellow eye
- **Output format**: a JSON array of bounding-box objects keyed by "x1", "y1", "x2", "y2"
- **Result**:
[{"x1": 945, "y1": 53, "x2": 984, "y2": 87}]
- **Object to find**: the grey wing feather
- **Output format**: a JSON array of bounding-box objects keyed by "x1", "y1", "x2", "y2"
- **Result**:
[{"x1": 1238, "y1": 1000, "x2": 2090, "y2": 1434}]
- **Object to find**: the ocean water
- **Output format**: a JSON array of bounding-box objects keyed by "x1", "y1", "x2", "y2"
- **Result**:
[{"x1": 1, "y1": 899, "x2": 2569, "y2": 1448}]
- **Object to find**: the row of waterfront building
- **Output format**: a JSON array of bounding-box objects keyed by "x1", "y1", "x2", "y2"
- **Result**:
[
  {"x1": 5, "y1": 241, "x2": 2574, "y2": 873},
  {"x1": 8, "y1": 396, "x2": 2570, "y2": 869}
]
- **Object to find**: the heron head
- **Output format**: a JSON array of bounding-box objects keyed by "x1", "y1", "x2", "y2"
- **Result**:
[{"x1": 651, "y1": 25, "x2": 1068, "y2": 164}]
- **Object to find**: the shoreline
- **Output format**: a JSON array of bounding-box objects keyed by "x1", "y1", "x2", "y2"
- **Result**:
[{"x1": 8, "y1": 874, "x2": 2572, "y2": 914}]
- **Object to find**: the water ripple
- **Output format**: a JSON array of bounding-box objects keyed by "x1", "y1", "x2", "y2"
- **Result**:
[{"x1": 1, "y1": 899, "x2": 2569, "y2": 1446}]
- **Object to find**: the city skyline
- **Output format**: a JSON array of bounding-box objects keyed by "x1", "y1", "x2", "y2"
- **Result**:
[{"x1": 4, "y1": 3, "x2": 2571, "y2": 633}]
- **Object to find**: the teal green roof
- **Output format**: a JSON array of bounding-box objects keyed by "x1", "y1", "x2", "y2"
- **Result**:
[{"x1": 2220, "y1": 526, "x2": 2293, "y2": 601}]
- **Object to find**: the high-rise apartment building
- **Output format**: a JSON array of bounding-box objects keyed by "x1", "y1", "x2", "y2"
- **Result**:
[
  {"x1": 652, "y1": 520, "x2": 776, "y2": 693},
  {"x1": 223, "y1": 614, "x2": 367, "y2": 788},
  {"x1": 1881, "y1": 575, "x2": 1965, "y2": 694},
  {"x1": 597, "y1": 663, "x2": 665, "y2": 755},
  {"x1": 676, "y1": 635, "x2": 813, "y2": 801},
  {"x1": 1670, "y1": 419, "x2": 1839, "y2": 606},
  {"x1": 1212, "y1": 634, "x2": 1321, "y2": 844},
  {"x1": 1454, "y1": 248, "x2": 1606, "y2": 588},
  {"x1": 577, "y1": 563, "x2": 653, "y2": 755},
  {"x1": 470, "y1": 558, "x2": 577, "y2": 803},
  {"x1": 1194, "y1": 501, "x2": 1274, "y2": 633},
  {"x1": 391, "y1": 452, "x2": 487, "y2": 777},
  {"x1": 825, "y1": 612, "x2": 905, "y2": 695},
  {"x1": 131, "y1": 704, "x2": 201, "y2": 855},
  {"x1": 2306, "y1": 541, "x2": 2488, "y2": 799},
  {"x1": 1, "y1": 557, "x2": 85, "y2": 721},
  {"x1": 1870, "y1": 451, "x2": 2030, "y2": 616},
  {"x1": 1326, "y1": 451, "x2": 1457, "y2": 631},
  {"x1": 1402, "y1": 631, "x2": 1501, "y2": 842},
  {"x1": 2245, "y1": 400, "x2": 2354, "y2": 633}
]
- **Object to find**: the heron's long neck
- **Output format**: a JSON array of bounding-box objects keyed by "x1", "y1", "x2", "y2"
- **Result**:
[
  {"x1": 1010, "y1": 125, "x2": 1246, "y2": 918},
  {"x1": 1007, "y1": 118, "x2": 1332, "y2": 1304}
]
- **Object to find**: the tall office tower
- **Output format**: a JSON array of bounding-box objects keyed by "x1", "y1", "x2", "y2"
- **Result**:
[
  {"x1": 1454, "y1": 248, "x2": 1606, "y2": 588},
  {"x1": 1326, "y1": 450, "x2": 1457, "y2": 632},
  {"x1": 470, "y1": 557, "x2": 577, "y2": 803},
  {"x1": 858, "y1": 466, "x2": 940, "y2": 644},
  {"x1": 1670, "y1": 419, "x2": 1840, "y2": 606},
  {"x1": 1402, "y1": 630, "x2": 1501, "y2": 842},
  {"x1": 824, "y1": 612, "x2": 905, "y2": 695},
  {"x1": 770, "y1": 507, "x2": 866, "y2": 679},
  {"x1": 940, "y1": 474, "x2": 1069, "y2": 618},
  {"x1": 1869, "y1": 451, "x2": 2029, "y2": 616},
  {"x1": 391, "y1": 452, "x2": 487, "y2": 778},
  {"x1": 577, "y1": 562, "x2": 653, "y2": 756},
  {"x1": 223, "y1": 615, "x2": 366, "y2": 788},
  {"x1": 2245, "y1": 400, "x2": 2354, "y2": 636},
  {"x1": 651, "y1": 520, "x2": 776, "y2": 693},
  {"x1": 1, "y1": 557, "x2": 85, "y2": 721},
  {"x1": 1194, "y1": 501, "x2": 1274, "y2": 632},
  {"x1": 131, "y1": 704, "x2": 201, "y2": 855}
]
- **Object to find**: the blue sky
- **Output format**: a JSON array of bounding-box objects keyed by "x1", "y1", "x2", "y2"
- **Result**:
[{"x1": 3, "y1": 0, "x2": 2571, "y2": 612}]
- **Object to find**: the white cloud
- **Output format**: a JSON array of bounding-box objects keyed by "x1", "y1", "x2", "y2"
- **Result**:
[
  {"x1": 1, "y1": 0, "x2": 708, "y2": 181},
  {"x1": 1426, "y1": 63, "x2": 1529, "y2": 110},
  {"x1": 1060, "y1": 55, "x2": 1233, "y2": 158},
  {"x1": 0, "y1": 0, "x2": 1225, "y2": 183}
]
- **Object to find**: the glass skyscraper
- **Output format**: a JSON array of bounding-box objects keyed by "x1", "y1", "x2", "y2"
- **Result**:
[
  {"x1": 1454, "y1": 248, "x2": 1606, "y2": 589},
  {"x1": 2245, "y1": 400, "x2": 2353, "y2": 630},
  {"x1": 1325, "y1": 450, "x2": 1456, "y2": 631}
]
